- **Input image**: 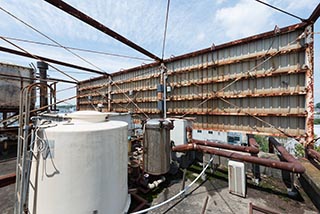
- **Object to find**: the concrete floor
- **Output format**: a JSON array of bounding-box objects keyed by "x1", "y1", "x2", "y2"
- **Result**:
[
  {"x1": 149, "y1": 170, "x2": 318, "y2": 214},
  {"x1": 0, "y1": 159, "x2": 16, "y2": 214},
  {"x1": 1, "y1": 159, "x2": 319, "y2": 214}
]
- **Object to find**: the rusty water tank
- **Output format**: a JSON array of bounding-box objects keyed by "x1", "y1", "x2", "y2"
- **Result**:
[{"x1": 143, "y1": 119, "x2": 172, "y2": 175}]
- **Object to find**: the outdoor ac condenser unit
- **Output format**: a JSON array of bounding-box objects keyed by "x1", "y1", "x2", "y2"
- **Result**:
[{"x1": 228, "y1": 160, "x2": 246, "y2": 197}]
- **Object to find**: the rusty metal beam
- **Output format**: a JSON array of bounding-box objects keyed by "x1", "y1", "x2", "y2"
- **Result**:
[
  {"x1": 77, "y1": 22, "x2": 306, "y2": 85},
  {"x1": 307, "y1": 3, "x2": 320, "y2": 23},
  {"x1": 43, "y1": 0, "x2": 161, "y2": 61},
  {"x1": 172, "y1": 144, "x2": 305, "y2": 173},
  {"x1": 0, "y1": 46, "x2": 106, "y2": 75},
  {"x1": 168, "y1": 68, "x2": 306, "y2": 89},
  {"x1": 192, "y1": 139, "x2": 260, "y2": 154},
  {"x1": 168, "y1": 46, "x2": 304, "y2": 76}
]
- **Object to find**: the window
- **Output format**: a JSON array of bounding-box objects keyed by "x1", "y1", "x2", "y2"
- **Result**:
[
  {"x1": 197, "y1": 130, "x2": 202, "y2": 133},
  {"x1": 208, "y1": 131, "x2": 213, "y2": 134}
]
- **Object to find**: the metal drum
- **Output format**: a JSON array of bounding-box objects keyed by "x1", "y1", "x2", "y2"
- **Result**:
[{"x1": 143, "y1": 119, "x2": 172, "y2": 175}]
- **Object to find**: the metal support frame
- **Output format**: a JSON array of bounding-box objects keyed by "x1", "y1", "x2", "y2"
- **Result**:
[{"x1": 43, "y1": 0, "x2": 161, "y2": 61}]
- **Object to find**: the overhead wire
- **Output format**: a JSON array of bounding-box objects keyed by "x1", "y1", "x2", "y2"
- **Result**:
[
  {"x1": 0, "y1": 37, "x2": 79, "y2": 82},
  {"x1": 0, "y1": 6, "x2": 109, "y2": 76},
  {"x1": 255, "y1": 0, "x2": 306, "y2": 22},
  {"x1": 0, "y1": 6, "x2": 151, "y2": 118},
  {"x1": 0, "y1": 35, "x2": 152, "y2": 62}
]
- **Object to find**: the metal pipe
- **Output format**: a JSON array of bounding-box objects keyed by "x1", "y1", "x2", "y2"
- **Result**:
[
  {"x1": 172, "y1": 144, "x2": 305, "y2": 173},
  {"x1": 163, "y1": 70, "x2": 167, "y2": 118},
  {"x1": 307, "y1": 149, "x2": 320, "y2": 162},
  {"x1": 37, "y1": 61, "x2": 48, "y2": 109},
  {"x1": 307, "y1": 3, "x2": 320, "y2": 23},
  {"x1": 147, "y1": 176, "x2": 166, "y2": 189},
  {"x1": 268, "y1": 137, "x2": 298, "y2": 163},
  {"x1": 43, "y1": 0, "x2": 161, "y2": 61},
  {"x1": 192, "y1": 139, "x2": 259, "y2": 154}
]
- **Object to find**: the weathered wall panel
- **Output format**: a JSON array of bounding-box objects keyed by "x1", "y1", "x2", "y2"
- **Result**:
[
  {"x1": 78, "y1": 22, "x2": 314, "y2": 144},
  {"x1": 0, "y1": 62, "x2": 34, "y2": 111}
]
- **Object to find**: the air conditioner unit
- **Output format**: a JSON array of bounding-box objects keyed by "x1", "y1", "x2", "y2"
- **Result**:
[{"x1": 228, "y1": 160, "x2": 246, "y2": 197}]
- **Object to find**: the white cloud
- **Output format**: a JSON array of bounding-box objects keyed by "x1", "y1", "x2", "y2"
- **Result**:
[
  {"x1": 214, "y1": 0, "x2": 275, "y2": 40},
  {"x1": 0, "y1": 0, "x2": 319, "y2": 103},
  {"x1": 272, "y1": 0, "x2": 318, "y2": 13}
]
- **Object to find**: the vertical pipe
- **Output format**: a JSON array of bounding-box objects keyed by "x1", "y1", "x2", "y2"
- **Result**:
[
  {"x1": 158, "y1": 66, "x2": 165, "y2": 117},
  {"x1": 37, "y1": 61, "x2": 49, "y2": 110},
  {"x1": 304, "y1": 24, "x2": 314, "y2": 150},
  {"x1": 76, "y1": 84, "x2": 80, "y2": 111},
  {"x1": 248, "y1": 135, "x2": 260, "y2": 184},
  {"x1": 108, "y1": 76, "x2": 112, "y2": 112},
  {"x1": 53, "y1": 82, "x2": 57, "y2": 111},
  {"x1": 163, "y1": 70, "x2": 167, "y2": 119}
]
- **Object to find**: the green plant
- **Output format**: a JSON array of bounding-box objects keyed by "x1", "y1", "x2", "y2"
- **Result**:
[
  {"x1": 315, "y1": 118, "x2": 320, "y2": 125},
  {"x1": 294, "y1": 143, "x2": 305, "y2": 158},
  {"x1": 254, "y1": 135, "x2": 269, "y2": 152}
]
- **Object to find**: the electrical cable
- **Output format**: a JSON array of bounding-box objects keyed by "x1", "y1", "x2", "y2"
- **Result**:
[
  {"x1": 0, "y1": 6, "x2": 151, "y2": 119},
  {"x1": 0, "y1": 6, "x2": 109, "y2": 75},
  {"x1": 131, "y1": 156, "x2": 214, "y2": 214},
  {"x1": 0, "y1": 37, "x2": 79, "y2": 82},
  {"x1": 255, "y1": 0, "x2": 306, "y2": 22},
  {"x1": 0, "y1": 35, "x2": 152, "y2": 61},
  {"x1": 161, "y1": 0, "x2": 171, "y2": 60}
]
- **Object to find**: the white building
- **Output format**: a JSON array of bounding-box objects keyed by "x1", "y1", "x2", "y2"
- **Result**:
[{"x1": 192, "y1": 130, "x2": 247, "y2": 145}]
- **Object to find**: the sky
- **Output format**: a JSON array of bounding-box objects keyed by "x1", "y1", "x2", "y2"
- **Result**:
[{"x1": 0, "y1": 0, "x2": 319, "y2": 106}]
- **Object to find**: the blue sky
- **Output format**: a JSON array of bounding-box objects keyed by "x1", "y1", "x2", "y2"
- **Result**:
[{"x1": 0, "y1": 0, "x2": 319, "y2": 105}]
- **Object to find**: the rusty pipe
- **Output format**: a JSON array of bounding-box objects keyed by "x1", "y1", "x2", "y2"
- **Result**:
[
  {"x1": 192, "y1": 138, "x2": 259, "y2": 154},
  {"x1": 307, "y1": 149, "x2": 320, "y2": 162},
  {"x1": 268, "y1": 137, "x2": 298, "y2": 163},
  {"x1": 172, "y1": 144, "x2": 305, "y2": 173}
]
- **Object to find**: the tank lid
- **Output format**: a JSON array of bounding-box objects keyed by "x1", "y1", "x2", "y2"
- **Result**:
[
  {"x1": 68, "y1": 111, "x2": 108, "y2": 123},
  {"x1": 146, "y1": 118, "x2": 171, "y2": 127}
]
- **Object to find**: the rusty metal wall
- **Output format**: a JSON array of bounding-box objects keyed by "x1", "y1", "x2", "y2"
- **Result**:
[
  {"x1": 0, "y1": 62, "x2": 34, "y2": 111},
  {"x1": 78, "y1": 22, "x2": 314, "y2": 144}
]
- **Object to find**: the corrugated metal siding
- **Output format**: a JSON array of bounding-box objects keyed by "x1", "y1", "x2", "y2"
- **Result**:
[
  {"x1": 0, "y1": 62, "x2": 34, "y2": 110},
  {"x1": 78, "y1": 23, "x2": 313, "y2": 141}
]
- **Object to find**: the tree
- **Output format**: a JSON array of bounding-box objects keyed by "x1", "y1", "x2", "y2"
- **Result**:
[{"x1": 316, "y1": 102, "x2": 320, "y2": 109}]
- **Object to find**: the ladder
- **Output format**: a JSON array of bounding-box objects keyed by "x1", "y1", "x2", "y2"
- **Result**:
[{"x1": 14, "y1": 84, "x2": 36, "y2": 214}]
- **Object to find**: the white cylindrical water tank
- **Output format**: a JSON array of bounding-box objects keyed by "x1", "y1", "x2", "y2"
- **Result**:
[{"x1": 28, "y1": 111, "x2": 130, "y2": 214}]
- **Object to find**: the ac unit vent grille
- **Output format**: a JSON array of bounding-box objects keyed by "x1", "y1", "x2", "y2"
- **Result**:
[{"x1": 228, "y1": 160, "x2": 246, "y2": 197}]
